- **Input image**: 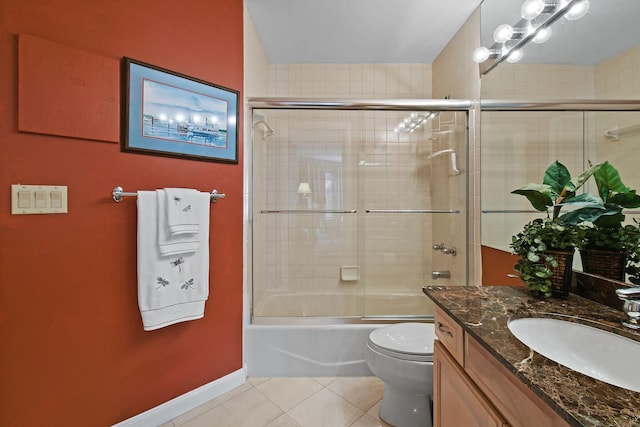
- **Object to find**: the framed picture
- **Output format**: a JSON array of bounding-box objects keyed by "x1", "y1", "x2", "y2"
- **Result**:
[{"x1": 121, "y1": 57, "x2": 239, "y2": 163}]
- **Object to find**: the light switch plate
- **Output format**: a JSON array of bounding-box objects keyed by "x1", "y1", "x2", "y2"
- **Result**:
[{"x1": 11, "y1": 184, "x2": 68, "y2": 215}]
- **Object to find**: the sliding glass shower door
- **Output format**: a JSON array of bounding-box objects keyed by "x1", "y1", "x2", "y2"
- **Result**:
[{"x1": 251, "y1": 106, "x2": 468, "y2": 321}]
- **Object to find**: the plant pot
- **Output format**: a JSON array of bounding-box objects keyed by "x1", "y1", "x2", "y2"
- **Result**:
[
  {"x1": 579, "y1": 249, "x2": 626, "y2": 282},
  {"x1": 546, "y1": 249, "x2": 575, "y2": 298}
]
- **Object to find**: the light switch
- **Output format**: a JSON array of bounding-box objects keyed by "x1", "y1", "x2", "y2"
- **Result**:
[
  {"x1": 34, "y1": 191, "x2": 46, "y2": 209},
  {"x1": 18, "y1": 191, "x2": 31, "y2": 208},
  {"x1": 11, "y1": 184, "x2": 68, "y2": 215},
  {"x1": 51, "y1": 191, "x2": 62, "y2": 208}
]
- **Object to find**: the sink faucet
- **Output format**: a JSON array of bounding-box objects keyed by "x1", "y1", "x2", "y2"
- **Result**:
[{"x1": 615, "y1": 287, "x2": 640, "y2": 330}]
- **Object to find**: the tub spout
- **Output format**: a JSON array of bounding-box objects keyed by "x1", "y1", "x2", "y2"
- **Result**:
[{"x1": 431, "y1": 270, "x2": 451, "y2": 280}]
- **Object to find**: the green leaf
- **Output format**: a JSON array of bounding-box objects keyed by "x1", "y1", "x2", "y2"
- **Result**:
[
  {"x1": 511, "y1": 183, "x2": 556, "y2": 211},
  {"x1": 558, "y1": 206, "x2": 607, "y2": 225},
  {"x1": 609, "y1": 190, "x2": 640, "y2": 209},
  {"x1": 564, "y1": 162, "x2": 602, "y2": 193},
  {"x1": 556, "y1": 192, "x2": 604, "y2": 207},
  {"x1": 543, "y1": 161, "x2": 571, "y2": 194},
  {"x1": 594, "y1": 161, "x2": 629, "y2": 201},
  {"x1": 593, "y1": 209, "x2": 625, "y2": 228}
]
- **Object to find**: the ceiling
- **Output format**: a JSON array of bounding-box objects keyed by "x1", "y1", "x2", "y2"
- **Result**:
[
  {"x1": 245, "y1": 0, "x2": 640, "y2": 66},
  {"x1": 244, "y1": 0, "x2": 482, "y2": 64}
]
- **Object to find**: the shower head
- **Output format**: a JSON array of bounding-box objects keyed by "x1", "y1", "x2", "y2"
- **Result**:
[{"x1": 254, "y1": 120, "x2": 275, "y2": 140}]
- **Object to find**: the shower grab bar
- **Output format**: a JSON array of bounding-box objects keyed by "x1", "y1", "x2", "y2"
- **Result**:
[
  {"x1": 260, "y1": 209, "x2": 357, "y2": 214},
  {"x1": 366, "y1": 209, "x2": 461, "y2": 214},
  {"x1": 112, "y1": 186, "x2": 226, "y2": 203},
  {"x1": 604, "y1": 123, "x2": 640, "y2": 141},
  {"x1": 481, "y1": 209, "x2": 540, "y2": 213}
]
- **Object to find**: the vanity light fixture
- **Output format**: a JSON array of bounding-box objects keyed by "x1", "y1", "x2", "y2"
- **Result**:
[
  {"x1": 473, "y1": 0, "x2": 589, "y2": 75},
  {"x1": 532, "y1": 26, "x2": 552, "y2": 43},
  {"x1": 563, "y1": 0, "x2": 589, "y2": 20},
  {"x1": 506, "y1": 49, "x2": 523, "y2": 63}
]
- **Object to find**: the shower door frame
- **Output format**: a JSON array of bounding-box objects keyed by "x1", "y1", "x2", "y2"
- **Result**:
[{"x1": 247, "y1": 98, "x2": 475, "y2": 325}]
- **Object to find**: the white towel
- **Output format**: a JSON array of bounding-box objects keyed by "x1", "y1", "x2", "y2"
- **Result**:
[
  {"x1": 137, "y1": 190, "x2": 210, "y2": 331},
  {"x1": 157, "y1": 190, "x2": 199, "y2": 256},
  {"x1": 164, "y1": 188, "x2": 200, "y2": 235}
]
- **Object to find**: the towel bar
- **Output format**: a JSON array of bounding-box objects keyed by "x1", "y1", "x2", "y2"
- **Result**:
[{"x1": 112, "y1": 186, "x2": 226, "y2": 203}]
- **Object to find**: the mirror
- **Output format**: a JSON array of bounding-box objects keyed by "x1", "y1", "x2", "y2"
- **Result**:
[{"x1": 479, "y1": 0, "x2": 640, "y2": 284}]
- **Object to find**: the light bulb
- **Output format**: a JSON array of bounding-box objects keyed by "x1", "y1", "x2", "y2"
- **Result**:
[
  {"x1": 506, "y1": 49, "x2": 523, "y2": 63},
  {"x1": 472, "y1": 47, "x2": 490, "y2": 63},
  {"x1": 564, "y1": 0, "x2": 589, "y2": 20},
  {"x1": 521, "y1": 0, "x2": 545, "y2": 19},
  {"x1": 532, "y1": 26, "x2": 552, "y2": 43},
  {"x1": 494, "y1": 24, "x2": 514, "y2": 43}
]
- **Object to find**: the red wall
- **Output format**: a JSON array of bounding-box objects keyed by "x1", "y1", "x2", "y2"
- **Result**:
[
  {"x1": 481, "y1": 245, "x2": 523, "y2": 286},
  {"x1": 0, "y1": 1, "x2": 244, "y2": 425}
]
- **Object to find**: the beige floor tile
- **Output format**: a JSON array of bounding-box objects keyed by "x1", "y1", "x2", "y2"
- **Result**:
[
  {"x1": 180, "y1": 388, "x2": 283, "y2": 427},
  {"x1": 256, "y1": 377, "x2": 324, "y2": 411},
  {"x1": 367, "y1": 400, "x2": 382, "y2": 418},
  {"x1": 248, "y1": 377, "x2": 270, "y2": 386},
  {"x1": 265, "y1": 413, "x2": 302, "y2": 427},
  {"x1": 159, "y1": 421, "x2": 175, "y2": 427},
  {"x1": 288, "y1": 388, "x2": 364, "y2": 427},
  {"x1": 312, "y1": 377, "x2": 336, "y2": 386},
  {"x1": 173, "y1": 382, "x2": 254, "y2": 426},
  {"x1": 327, "y1": 377, "x2": 384, "y2": 412},
  {"x1": 350, "y1": 413, "x2": 392, "y2": 427}
]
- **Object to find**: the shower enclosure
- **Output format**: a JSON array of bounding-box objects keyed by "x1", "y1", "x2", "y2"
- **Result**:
[{"x1": 248, "y1": 99, "x2": 470, "y2": 323}]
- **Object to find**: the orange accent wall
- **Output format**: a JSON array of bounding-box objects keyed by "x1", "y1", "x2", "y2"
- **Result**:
[
  {"x1": 0, "y1": 1, "x2": 244, "y2": 425},
  {"x1": 481, "y1": 245, "x2": 523, "y2": 286}
]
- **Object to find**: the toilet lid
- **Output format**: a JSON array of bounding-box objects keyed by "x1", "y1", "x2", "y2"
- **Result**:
[{"x1": 369, "y1": 323, "x2": 435, "y2": 357}]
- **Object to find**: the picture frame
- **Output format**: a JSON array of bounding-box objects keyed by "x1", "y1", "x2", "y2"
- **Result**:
[{"x1": 121, "y1": 57, "x2": 239, "y2": 163}]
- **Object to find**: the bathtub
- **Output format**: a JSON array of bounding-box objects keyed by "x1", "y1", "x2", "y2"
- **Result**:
[
  {"x1": 245, "y1": 323, "x2": 383, "y2": 377},
  {"x1": 246, "y1": 291, "x2": 435, "y2": 377}
]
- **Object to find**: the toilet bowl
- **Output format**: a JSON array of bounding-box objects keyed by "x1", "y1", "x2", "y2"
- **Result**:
[{"x1": 365, "y1": 323, "x2": 435, "y2": 427}]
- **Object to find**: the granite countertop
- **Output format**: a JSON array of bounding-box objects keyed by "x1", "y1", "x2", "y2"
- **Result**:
[{"x1": 423, "y1": 285, "x2": 640, "y2": 427}]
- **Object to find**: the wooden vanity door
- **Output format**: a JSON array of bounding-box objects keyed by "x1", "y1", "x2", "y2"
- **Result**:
[{"x1": 434, "y1": 340, "x2": 509, "y2": 427}]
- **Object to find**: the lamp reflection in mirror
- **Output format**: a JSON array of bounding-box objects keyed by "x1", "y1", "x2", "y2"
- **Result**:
[{"x1": 297, "y1": 182, "x2": 312, "y2": 196}]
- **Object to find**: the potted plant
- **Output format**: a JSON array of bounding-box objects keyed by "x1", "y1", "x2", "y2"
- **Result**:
[
  {"x1": 579, "y1": 161, "x2": 640, "y2": 280},
  {"x1": 510, "y1": 160, "x2": 604, "y2": 298},
  {"x1": 510, "y1": 218, "x2": 585, "y2": 298},
  {"x1": 625, "y1": 223, "x2": 640, "y2": 285}
]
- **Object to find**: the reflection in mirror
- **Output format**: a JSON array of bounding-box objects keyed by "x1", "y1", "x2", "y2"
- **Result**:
[{"x1": 479, "y1": 0, "x2": 640, "y2": 283}]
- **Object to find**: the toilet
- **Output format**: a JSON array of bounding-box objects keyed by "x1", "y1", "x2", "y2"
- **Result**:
[{"x1": 365, "y1": 323, "x2": 435, "y2": 427}]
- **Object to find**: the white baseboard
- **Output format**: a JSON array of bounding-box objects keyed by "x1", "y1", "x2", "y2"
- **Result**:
[{"x1": 112, "y1": 367, "x2": 246, "y2": 427}]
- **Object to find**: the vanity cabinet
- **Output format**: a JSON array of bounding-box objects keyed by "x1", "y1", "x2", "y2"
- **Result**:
[
  {"x1": 433, "y1": 308, "x2": 570, "y2": 427},
  {"x1": 434, "y1": 340, "x2": 508, "y2": 427}
]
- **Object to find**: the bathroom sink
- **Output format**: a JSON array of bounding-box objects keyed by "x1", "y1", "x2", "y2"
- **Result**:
[{"x1": 507, "y1": 317, "x2": 640, "y2": 393}]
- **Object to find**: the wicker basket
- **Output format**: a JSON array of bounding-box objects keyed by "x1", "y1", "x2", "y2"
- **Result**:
[
  {"x1": 579, "y1": 249, "x2": 626, "y2": 282},
  {"x1": 546, "y1": 250, "x2": 574, "y2": 298}
]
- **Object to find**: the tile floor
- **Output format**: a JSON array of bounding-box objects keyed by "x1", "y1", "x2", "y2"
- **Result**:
[{"x1": 161, "y1": 377, "x2": 393, "y2": 427}]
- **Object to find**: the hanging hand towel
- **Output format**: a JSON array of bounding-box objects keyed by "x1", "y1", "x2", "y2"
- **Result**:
[
  {"x1": 164, "y1": 188, "x2": 200, "y2": 235},
  {"x1": 157, "y1": 189, "x2": 199, "y2": 256},
  {"x1": 137, "y1": 190, "x2": 210, "y2": 331}
]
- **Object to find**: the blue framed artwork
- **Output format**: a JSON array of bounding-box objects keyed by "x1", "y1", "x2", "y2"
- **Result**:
[{"x1": 121, "y1": 57, "x2": 239, "y2": 163}]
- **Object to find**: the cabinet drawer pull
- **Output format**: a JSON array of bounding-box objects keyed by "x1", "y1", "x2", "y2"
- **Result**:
[{"x1": 437, "y1": 321, "x2": 454, "y2": 338}]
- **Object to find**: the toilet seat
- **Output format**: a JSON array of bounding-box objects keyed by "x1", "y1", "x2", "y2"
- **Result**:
[{"x1": 368, "y1": 323, "x2": 435, "y2": 362}]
